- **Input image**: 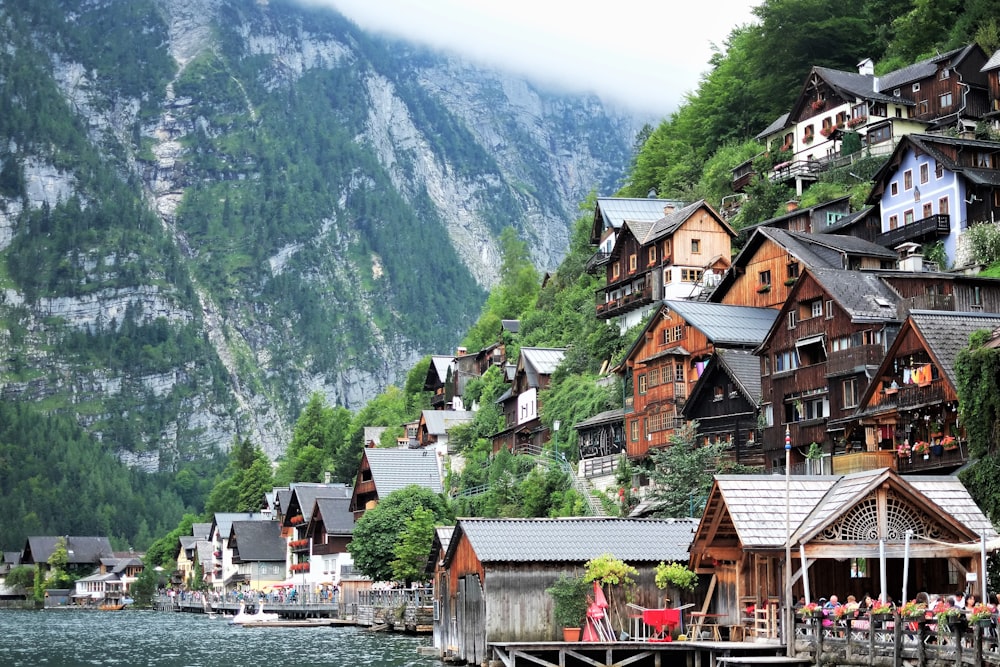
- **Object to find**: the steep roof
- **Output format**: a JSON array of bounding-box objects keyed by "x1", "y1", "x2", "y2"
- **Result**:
[
  {"x1": 707, "y1": 469, "x2": 996, "y2": 550},
  {"x1": 192, "y1": 523, "x2": 213, "y2": 540},
  {"x1": 573, "y1": 408, "x2": 625, "y2": 430},
  {"x1": 909, "y1": 310, "x2": 1000, "y2": 387},
  {"x1": 756, "y1": 112, "x2": 790, "y2": 140},
  {"x1": 810, "y1": 66, "x2": 902, "y2": 106},
  {"x1": 879, "y1": 45, "x2": 979, "y2": 91},
  {"x1": 314, "y1": 497, "x2": 355, "y2": 535},
  {"x1": 446, "y1": 517, "x2": 696, "y2": 565},
  {"x1": 23, "y1": 537, "x2": 114, "y2": 565},
  {"x1": 593, "y1": 197, "x2": 684, "y2": 234},
  {"x1": 229, "y1": 520, "x2": 286, "y2": 562},
  {"x1": 715, "y1": 347, "x2": 763, "y2": 403},
  {"x1": 426, "y1": 355, "x2": 454, "y2": 385},
  {"x1": 422, "y1": 409, "x2": 476, "y2": 436},
  {"x1": 211, "y1": 513, "x2": 266, "y2": 542},
  {"x1": 364, "y1": 447, "x2": 443, "y2": 496},
  {"x1": 808, "y1": 268, "x2": 901, "y2": 322},
  {"x1": 663, "y1": 300, "x2": 779, "y2": 347},
  {"x1": 519, "y1": 347, "x2": 566, "y2": 387}
]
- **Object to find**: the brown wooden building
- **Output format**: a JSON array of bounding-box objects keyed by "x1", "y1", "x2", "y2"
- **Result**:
[
  {"x1": 689, "y1": 469, "x2": 998, "y2": 642},
  {"x1": 491, "y1": 347, "x2": 565, "y2": 454},
  {"x1": 434, "y1": 517, "x2": 697, "y2": 665},
  {"x1": 709, "y1": 227, "x2": 897, "y2": 310},
  {"x1": 348, "y1": 447, "x2": 443, "y2": 520},
  {"x1": 854, "y1": 309, "x2": 1000, "y2": 468},
  {"x1": 616, "y1": 300, "x2": 777, "y2": 460}
]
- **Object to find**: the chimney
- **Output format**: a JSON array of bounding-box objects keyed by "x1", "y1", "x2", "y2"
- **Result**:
[
  {"x1": 663, "y1": 204, "x2": 675, "y2": 216},
  {"x1": 456, "y1": 346, "x2": 467, "y2": 357},
  {"x1": 786, "y1": 199, "x2": 799, "y2": 213},
  {"x1": 896, "y1": 242, "x2": 923, "y2": 272},
  {"x1": 324, "y1": 470, "x2": 331, "y2": 484}
]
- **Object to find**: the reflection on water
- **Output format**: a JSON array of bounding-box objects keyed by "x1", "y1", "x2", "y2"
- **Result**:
[{"x1": 0, "y1": 608, "x2": 440, "y2": 667}]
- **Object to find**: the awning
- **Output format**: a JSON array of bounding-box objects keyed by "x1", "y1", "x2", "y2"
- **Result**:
[{"x1": 795, "y1": 333, "x2": 826, "y2": 351}]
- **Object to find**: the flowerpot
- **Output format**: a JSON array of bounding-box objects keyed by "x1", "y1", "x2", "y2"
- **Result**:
[{"x1": 563, "y1": 627, "x2": 582, "y2": 642}]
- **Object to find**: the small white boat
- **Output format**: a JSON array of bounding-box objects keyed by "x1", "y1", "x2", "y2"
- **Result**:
[{"x1": 230, "y1": 602, "x2": 281, "y2": 625}]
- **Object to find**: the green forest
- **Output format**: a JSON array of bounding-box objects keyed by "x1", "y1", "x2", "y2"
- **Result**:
[{"x1": 4, "y1": 0, "x2": 1000, "y2": 577}]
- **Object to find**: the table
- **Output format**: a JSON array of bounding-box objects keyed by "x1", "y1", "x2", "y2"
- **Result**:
[{"x1": 689, "y1": 612, "x2": 726, "y2": 641}]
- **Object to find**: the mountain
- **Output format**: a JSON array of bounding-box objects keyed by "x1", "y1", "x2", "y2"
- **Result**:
[{"x1": 0, "y1": 0, "x2": 644, "y2": 465}]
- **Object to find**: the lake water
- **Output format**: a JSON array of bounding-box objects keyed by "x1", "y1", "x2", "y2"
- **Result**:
[{"x1": 0, "y1": 608, "x2": 441, "y2": 667}]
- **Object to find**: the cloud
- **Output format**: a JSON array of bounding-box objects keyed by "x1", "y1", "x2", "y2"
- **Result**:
[{"x1": 299, "y1": 0, "x2": 759, "y2": 116}]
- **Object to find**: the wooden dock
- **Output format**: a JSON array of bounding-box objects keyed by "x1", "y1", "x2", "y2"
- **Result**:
[{"x1": 488, "y1": 639, "x2": 788, "y2": 667}]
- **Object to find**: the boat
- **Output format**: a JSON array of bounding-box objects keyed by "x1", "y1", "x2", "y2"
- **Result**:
[{"x1": 229, "y1": 602, "x2": 281, "y2": 625}]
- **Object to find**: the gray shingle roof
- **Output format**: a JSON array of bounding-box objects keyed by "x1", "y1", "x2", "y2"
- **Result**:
[
  {"x1": 713, "y1": 469, "x2": 997, "y2": 549},
  {"x1": 211, "y1": 513, "x2": 266, "y2": 542},
  {"x1": 230, "y1": 520, "x2": 286, "y2": 562},
  {"x1": 422, "y1": 409, "x2": 475, "y2": 436},
  {"x1": 811, "y1": 66, "x2": 903, "y2": 106},
  {"x1": 756, "y1": 113, "x2": 790, "y2": 140},
  {"x1": 450, "y1": 517, "x2": 696, "y2": 564},
  {"x1": 878, "y1": 45, "x2": 976, "y2": 91},
  {"x1": 663, "y1": 300, "x2": 779, "y2": 347},
  {"x1": 715, "y1": 348, "x2": 762, "y2": 403},
  {"x1": 24, "y1": 537, "x2": 114, "y2": 565},
  {"x1": 909, "y1": 310, "x2": 1000, "y2": 387},
  {"x1": 192, "y1": 523, "x2": 213, "y2": 540},
  {"x1": 288, "y1": 483, "x2": 352, "y2": 521},
  {"x1": 428, "y1": 355, "x2": 454, "y2": 384},
  {"x1": 364, "y1": 447, "x2": 443, "y2": 496},
  {"x1": 314, "y1": 497, "x2": 355, "y2": 535},
  {"x1": 809, "y1": 268, "x2": 901, "y2": 322}
]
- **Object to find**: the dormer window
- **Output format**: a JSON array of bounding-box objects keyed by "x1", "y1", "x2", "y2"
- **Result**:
[{"x1": 940, "y1": 68, "x2": 950, "y2": 80}]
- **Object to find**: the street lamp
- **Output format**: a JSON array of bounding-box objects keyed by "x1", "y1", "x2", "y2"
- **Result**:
[{"x1": 785, "y1": 425, "x2": 793, "y2": 657}]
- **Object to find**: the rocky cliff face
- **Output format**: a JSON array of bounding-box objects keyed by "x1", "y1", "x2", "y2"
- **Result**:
[{"x1": 0, "y1": 0, "x2": 643, "y2": 466}]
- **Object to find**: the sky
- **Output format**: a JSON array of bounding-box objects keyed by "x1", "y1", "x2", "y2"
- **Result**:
[{"x1": 304, "y1": 1, "x2": 760, "y2": 117}]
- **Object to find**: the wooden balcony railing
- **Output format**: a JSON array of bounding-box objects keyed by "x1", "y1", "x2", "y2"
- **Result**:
[
  {"x1": 876, "y1": 214, "x2": 949, "y2": 248},
  {"x1": 826, "y1": 344, "x2": 884, "y2": 377},
  {"x1": 596, "y1": 281, "x2": 654, "y2": 320}
]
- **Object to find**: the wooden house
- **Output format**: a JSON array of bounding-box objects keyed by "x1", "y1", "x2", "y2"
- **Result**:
[
  {"x1": 616, "y1": 300, "x2": 777, "y2": 459},
  {"x1": 434, "y1": 517, "x2": 696, "y2": 664},
  {"x1": 755, "y1": 267, "x2": 902, "y2": 472},
  {"x1": 417, "y1": 408, "x2": 475, "y2": 454},
  {"x1": 854, "y1": 310, "x2": 1000, "y2": 472},
  {"x1": 681, "y1": 348, "x2": 764, "y2": 467},
  {"x1": 348, "y1": 447, "x2": 444, "y2": 519},
  {"x1": 423, "y1": 354, "x2": 456, "y2": 410},
  {"x1": 304, "y1": 495, "x2": 355, "y2": 585},
  {"x1": 492, "y1": 347, "x2": 565, "y2": 454},
  {"x1": 573, "y1": 408, "x2": 626, "y2": 461},
  {"x1": 688, "y1": 469, "x2": 997, "y2": 642},
  {"x1": 709, "y1": 227, "x2": 897, "y2": 309},
  {"x1": 282, "y1": 483, "x2": 351, "y2": 582},
  {"x1": 865, "y1": 133, "x2": 1000, "y2": 267},
  {"x1": 227, "y1": 520, "x2": 286, "y2": 591},
  {"x1": 596, "y1": 200, "x2": 734, "y2": 331},
  {"x1": 746, "y1": 45, "x2": 988, "y2": 194},
  {"x1": 22, "y1": 536, "x2": 113, "y2": 576}
]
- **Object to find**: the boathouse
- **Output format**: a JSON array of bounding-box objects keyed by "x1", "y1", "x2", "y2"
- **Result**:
[
  {"x1": 688, "y1": 468, "x2": 997, "y2": 642},
  {"x1": 434, "y1": 516, "x2": 697, "y2": 665}
]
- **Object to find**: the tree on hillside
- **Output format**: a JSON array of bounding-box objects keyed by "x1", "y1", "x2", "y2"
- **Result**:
[
  {"x1": 204, "y1": 437, "x2": 272, "y2": 513},
  {"x1": 275, "y1": 392, "x2": 351, "y2": 485},
  {"x1": 349, "y1": 485, "x2": 453, "y2": 582},
  {"x1": 144, "y1": 513, "x2": 198, "y2": 567}
]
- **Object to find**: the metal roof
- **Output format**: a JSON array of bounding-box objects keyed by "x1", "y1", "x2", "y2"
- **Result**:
[
  {"x1": 663, "y1": 300, "x2": 779, "y2": 347},
  {"x1": 364, "y1": 447, "x2": 443, "y2": 496},
  {"x1": 519, "y1": 347, "x2": 566, "y2": 387},
  {"x1": 596, "y1": 198, "x2": 685, "y2": 231},
  {"x1": 450, "y1": 517, "x2": 696, "y2": 564},
  {"x1": 422, "y1": 409, "x2": 476, "y2": 435}
]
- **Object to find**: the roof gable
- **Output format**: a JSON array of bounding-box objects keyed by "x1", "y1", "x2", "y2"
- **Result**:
[{"x1": 362, "y1": 447, "x2": 443, "y2": 496}]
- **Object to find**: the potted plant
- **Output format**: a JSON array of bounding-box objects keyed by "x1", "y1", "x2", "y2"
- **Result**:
[
  {"x1": 654, "y1": 561, "x2": 697, "y2": 604},
  {"x1": 912, "y1": 440, "x2": 929, "y2": 458},
  {"x1": 584, "y1": 553, "x2": 639, "y2": 636},
  {"x1": 547, "y1": 573, "x2": 590, "y2": 641},
  {"x1": 899, "y1": 599, "x2": 927, "y2": 620},
  {"x1": 929, "y1": 420, "x2": 943, "y2": 437},
  {"x1": 969, "y1": 603, "x2": 993, "y2": 625}
]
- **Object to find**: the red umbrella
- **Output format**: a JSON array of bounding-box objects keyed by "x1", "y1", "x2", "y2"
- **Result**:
[{"x1": 592, "y1": 581, "x2": 608, "y2": 609}]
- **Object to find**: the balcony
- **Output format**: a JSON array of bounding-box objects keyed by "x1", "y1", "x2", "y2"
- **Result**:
[
  {"x1": 596, "y1": 280, "x2": 654, "y2": 320},
  {"x1": 894, "y1": 440, "x2": 968, "y2": 473},
  {"x1": 825, "y1": 344, "x2": 884, "y2": 377},
  {"x1": 290, "y1": 562, "x2": 310, "y2": 573},
  {"x1": 289, "y1": 538, "x2": 309, "y2": 551},
  {"x1": 832, "y1": 450, "x2": 896, "y2": 475},
  {"x1": 585, "y1": 251, "x2": 613, "y2": 274},
  {"x1": 876, "y1": 214, "x2": 949, "y2": 248},
  {"x1": 871, "y1": 378, "x2": 947, "y2": 412}
]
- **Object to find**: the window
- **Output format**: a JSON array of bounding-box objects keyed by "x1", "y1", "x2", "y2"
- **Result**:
[
  {"x1": 940, "y1": 68, "x2": 950, "y2": 80},
  {"x1": 917, "y1": 100, "x2": 928, "y2": 115},
  {"x1": 940, "y1": 92, "x2": 952, "y2": 108},
  {"x1": 904, "y1": 170, "x2": 912, "y2": 190},
  {"x1": 663, "y1": 268, "x2": 672, "y2": 285},
  {"x1": 919, "y1": 163, "x2": 929, "y2": 184},
  {"x1": 843, "y1": 378, "x2": 858, "y2": 409},
  {"x1": 630, "y1": 420, "x2": 638, "y2": 442},
  {"x1": 648, "y1": 366, "x2": 659, "y2": 387},
  {"x1": 774, "y1": 350, "x2": 799, "y2": 373},
  {"x1": 674, "y1": 325, "x2": 682, "y2": 341},
  {"x1": 638, "y1": 374, "x2": 647, "y2": 394},
  {"x1": 851, "y1": 558, "x2": 869, "y2": 579},
  {"x1": 912, "y1": 82, "x2": 920, "y2": 92},
  {"x1": 663, "y1": 239, "x2": 671, "y2": 256},
  {"x1": 662, "y1": 328, "x2": 671, "y2": 344},
  {"x1": 825, "y1": 212, "x2": 846, "y2": 227},
  {"x1": 713, "y1": 386, "x2": 724, "y2": 402},
  {"x1": 825, "y1": 299, "x2": 834, "y2": 319},
  {"x1": 612, "y1": 262, "x2": 620, "y2": 279},
  {"x1": 648, "y1": 247, "x2": 656, "y2": 265},
  {"x1": 787, "y1": 262, "x2": 800, "y2": 280},
  {"x1": 904, "y1": 209, "x2": 914, "y2": 226},
  {"x1": 762, "y1": 356, "x2": 770, "y2": 376},
  {"x1": 681, "y1": 269, "x2": 702, "y2": 282},
  {"x1": 811, "y1": 300, "x2": 823, "y2": 318},
  {"x1": 788, "y1": 311, "x2": 797, "y2": 329},
  {"x1": 939, "y1": 197, "x2": 949, "y2": 215},
  {"x1": 893, "y1": 88, "x2": 901, "y2": 96},
  {"x1": 890, "y1": 182, "x2": 898, "y2": 196},
  {"x1": 691, "y1": 239, "x2": 701, "y2": 254},
  {"x1": 935, "y1": 161, "x2": 943, "y2": 178},
  {"x1": 977, "y1": 152, "x2": 991, "y2": 168},
  {"x1": 868, "y1": 124, "x2": 893, "y2": 145},
  {"x1": 922, "y1": 203, "x2": 933, "y2": 218},
  {"x1": 674, "y1": 363, "x2": 684, "y2": 383},
  {"x1": 629, "y1": 254, "x2": 637, "y2": 272},
  {"x1": 888, "y1": 214, "x2": 898, "y2": 230},
  {"x1": 759, "y1": 270, "x2": 772, "y2": 286}
]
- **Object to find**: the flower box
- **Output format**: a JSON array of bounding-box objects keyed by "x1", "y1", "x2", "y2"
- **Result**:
[
  {"x1": 820, "y1": 126, "x2": 834, "y2": 138},
  {"x1": 847, "y1": 116, "x2": 866, "y2": 128},
  {"x1": 756, "y1": 284, "x2": 771, "y2": 294},
  {"x1": 803, "y1": 135, "x2": 814, "y2": 144}
]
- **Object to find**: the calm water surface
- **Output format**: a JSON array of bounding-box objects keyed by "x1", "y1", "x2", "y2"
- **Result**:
[{"x1": 0, "y1": 608, "x2": 441, "y2": 667}]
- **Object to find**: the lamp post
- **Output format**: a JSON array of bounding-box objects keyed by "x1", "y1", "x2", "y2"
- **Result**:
[{"x1": 785, "y1": 425, "x2": 793, "y2": 657}]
